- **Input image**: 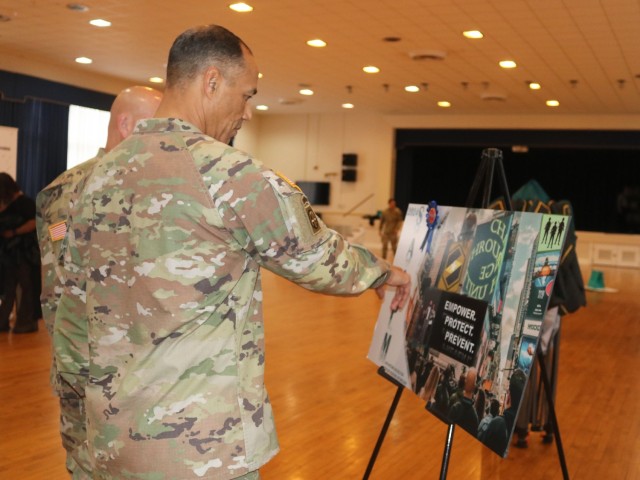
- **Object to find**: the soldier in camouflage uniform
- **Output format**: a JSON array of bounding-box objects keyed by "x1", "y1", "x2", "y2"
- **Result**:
[
  {"x1": 379, "y1": 198, "x2": 403, "y2": 259},
  {"x1": 60, "y1": 25, "x2": 410, "y2": 479},
  {"x1": 36, "y1": 86, "x2": 162, "y2": 479}
]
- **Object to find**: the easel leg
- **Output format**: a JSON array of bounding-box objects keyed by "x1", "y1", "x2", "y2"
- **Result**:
[
  {"x1": 362, "y1": 384, "x2": 404, "y2": 480},
  {"x1": 439, "y1": 424, "x2": 456, "y2": 480},
  {"x1": 536, "y1": 350, "x2": 570, "y2": 480}
]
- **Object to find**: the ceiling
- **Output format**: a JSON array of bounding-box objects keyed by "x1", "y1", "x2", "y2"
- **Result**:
[{"x1": 0, "y1": 0, "x2": 639, "y2": 115}]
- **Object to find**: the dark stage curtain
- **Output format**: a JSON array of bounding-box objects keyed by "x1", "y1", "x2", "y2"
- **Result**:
[
  {"x1": 1, "y1": 96, "x2": 68, "y2": 198},
  {"x1": 15, "y1": 99, "x2": 69, "y2": 199}
]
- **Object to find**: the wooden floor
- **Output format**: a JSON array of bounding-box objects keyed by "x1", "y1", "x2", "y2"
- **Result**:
[{"x1": 1, "y1": 264, "x2": 638, "y2": 480}]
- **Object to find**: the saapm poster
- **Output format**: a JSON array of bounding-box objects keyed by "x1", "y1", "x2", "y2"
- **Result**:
[{"x1": 367, "y1": 203, "x2": 569, "y2": 457}]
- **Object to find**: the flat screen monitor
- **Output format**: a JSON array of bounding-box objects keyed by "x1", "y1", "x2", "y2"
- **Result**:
[{"x1": 296, "y1": 181, "x2": 331, "y2": 206}]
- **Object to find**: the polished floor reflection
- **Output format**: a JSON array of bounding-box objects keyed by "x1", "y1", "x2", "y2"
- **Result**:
[{"x1": 1, "y1": 265, "x2": 638, "y2": 479}]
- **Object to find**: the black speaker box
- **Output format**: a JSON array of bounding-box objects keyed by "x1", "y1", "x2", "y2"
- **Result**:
[
  {"x1": 341, "y1": 169, "x2": 357, "y2": 182},
  {"x1": 342, "y1": 153, "x2": 358, "y2": 167}
]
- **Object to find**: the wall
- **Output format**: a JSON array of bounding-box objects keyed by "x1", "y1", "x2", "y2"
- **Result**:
[
  {"x1": 235, "y1": 111, "x2": 394, "y2": 216},
  {"x1": 235, "y1": 111, "x2": 640, "y2": 217}
]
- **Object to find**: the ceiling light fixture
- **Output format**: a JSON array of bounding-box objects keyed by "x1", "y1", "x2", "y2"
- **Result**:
[
  {"x1": 307, "y1": 39, "x2": 326, "y2": 48},
  {"x1": 404, "y1": 85, "x2": 420, "y2": 93},
  {"x1": 149, "y1": 77, "x2": 164, "y2": 83},
  {"x1": 437, "y1": 101, "x2": 451, "y2": 108},
  {"x1": 463, "y1": 30, "x2": 483, "y2": 39},
  {"x1": 75, "y1": 56, "x2": 92, "y2": 64},
  {"x1": 299, "y1": 88, "x2": 314, "y2": 96},
  {"x1": 363, "y1": 66, "x2": 380, "y2": 74},
  {"x1": 528, "y1": 82, "x2": 541, "y2": 90},
  {"x1": 546, "y1": 100, "x2": 560, "y2": 107},
  {"x1": 256, "y1": 105, "x2": 269, "y2": 111},
  {"x1": 89, "y1": 18, "x2": 111, "y2": 27},
  {"x1": 499, "y1": 60, "x2": 517, "y2": 69},
  {"x1": 342, "y1": 103, "x2": 354, "y2": 109},
  {"x1": 229, "y1": 3, "x2": 253, "y2": 12}
]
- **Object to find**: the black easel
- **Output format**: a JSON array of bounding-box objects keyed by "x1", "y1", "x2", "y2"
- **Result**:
[
  {"x1": 467, "y1": 148, "x2": 569, "y2": 480},
  {"x1": 363, "y1": 148, "x2": 569, "y2": 479},
  {"x1": 362, "y1": 367, "x2": 404, "y2": 480}
]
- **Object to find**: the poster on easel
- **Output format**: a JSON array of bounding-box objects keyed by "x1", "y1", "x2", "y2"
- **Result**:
[{"x1": 367, "y1": 202, "x2": 569, "y2": 457}]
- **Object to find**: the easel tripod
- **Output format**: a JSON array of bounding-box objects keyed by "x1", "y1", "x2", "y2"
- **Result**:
[{"x1": 363, "y1": 148, "x2": 570, "y2": 480}]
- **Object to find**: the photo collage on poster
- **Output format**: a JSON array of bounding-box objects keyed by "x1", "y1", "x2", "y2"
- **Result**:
[{"x1": 367, "y1": 202, "x2": 569, "y2": 457}]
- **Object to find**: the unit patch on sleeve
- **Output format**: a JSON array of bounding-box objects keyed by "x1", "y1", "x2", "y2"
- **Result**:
[{"x1": 302, "y1": 195, "x2": 322, "y2": 235}]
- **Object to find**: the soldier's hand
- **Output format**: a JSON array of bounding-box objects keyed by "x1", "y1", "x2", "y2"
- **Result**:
[{"x1": 375, "y1": 266, "x2": 410, "y2": 310}]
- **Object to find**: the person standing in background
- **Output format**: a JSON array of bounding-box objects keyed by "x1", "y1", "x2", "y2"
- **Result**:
[
  {"x1": 0, "y1": 173, "x2": 41, "y2": 333},
  {"x1": 36, "y1": 86, "x2": 163, "y2": 480},
  {"x1": 379, "y1": 198, "x2": 403, "y2": 259}
]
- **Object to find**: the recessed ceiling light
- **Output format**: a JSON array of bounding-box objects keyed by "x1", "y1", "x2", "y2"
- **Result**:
[
  {"x1": 307, "y1": 39, "x2": 327, "y2": 48},
  {"x1": 75, "y1": 57, "x2": 92, "y2": 64},
  {"x1": 499, "y1": 60, "x2": 517, "y2": 69},
  {"x1": 256, "y1": 105, "x2": 269, "y2": 111},
  {"x1": 529, "y1": 82, "x2": 541, "y2": 90},
  {"x1": 404, "y1": 85, "x2": 420, "y2": 93},
  {"x1": 437, "y1": 101, "x2": 451, "y2": 108},
  {"x1": 463, "y1": 30, "x2": 483, "y2": 39},
  {"x1": 229, "y1": 3, "x2": 253, "y2": 12},
  {"x1": 342, "y1": 103, "x2": 354, "y2": 109},
  {"x1": 149, "y1": 77, "x2": 164, "y2": 83},
  {"x1": 299, "y1": 89, "x2": 314, "y2": 96},
  {"x1": 546, "y1": 100, "x2": 560, "y2": 107},
  {"x1": 363, "y1": 66, "x2": 380, "y2": 74},
  {"x1": 258, "y1": 72, "x2": 263, "y2": 79},
  {"x1": 89, "y1": 18, "x2": 111, "y2": 27}
]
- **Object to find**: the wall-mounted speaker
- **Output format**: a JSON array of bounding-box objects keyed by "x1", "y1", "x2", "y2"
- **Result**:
[
  {"x1": 342, "y1": 153, "x2": 358, "y2": 167},
  {"x1": 341, "y1": 169, "x2": 357, "y2": 182}
]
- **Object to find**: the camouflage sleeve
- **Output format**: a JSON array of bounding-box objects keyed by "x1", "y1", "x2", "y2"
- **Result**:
[{"x1": 214, "y1": 168, "x2": 390, "y2": 294}]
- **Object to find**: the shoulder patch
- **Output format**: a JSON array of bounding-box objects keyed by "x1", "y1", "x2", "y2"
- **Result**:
[
  {"x1": 275, "y1": 171, "x2": 302, "y2": 192},
  {"x1": 302, "y1": 196, "x2": 322, "y2": 235},
  {"x1": 48, "y1": 221, "x2": 67, "y2": 242}
]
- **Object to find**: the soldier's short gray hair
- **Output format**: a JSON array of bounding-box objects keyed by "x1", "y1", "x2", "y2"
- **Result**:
[{"x1": 166, "y1": 24, "x2": 252, "y2": 88}]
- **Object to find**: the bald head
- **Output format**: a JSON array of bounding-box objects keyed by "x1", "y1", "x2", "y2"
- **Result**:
[
  {"x1": 464, "y1": 368, "x2": 477, "y2": 397},
  {"x1": 106, "y1": 86, "x2": 163, "y2": 151}
]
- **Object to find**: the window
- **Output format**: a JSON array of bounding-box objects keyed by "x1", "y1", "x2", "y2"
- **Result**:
[{"x1": 67, "y1": 105, "x2": 109, "y2": 169}]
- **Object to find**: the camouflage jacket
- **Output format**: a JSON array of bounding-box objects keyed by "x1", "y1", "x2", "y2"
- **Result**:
[
  {"x1": 36, "y1": 151, "x2": 103, "y2": 395},
  {"x1": 63, "y1": 118, "x2": 390, "y2": 479}
]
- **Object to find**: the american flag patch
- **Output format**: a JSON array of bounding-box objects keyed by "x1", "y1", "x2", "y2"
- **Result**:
[{"x1": 48, "y1": 221, "x2": 67, "y2": 242}]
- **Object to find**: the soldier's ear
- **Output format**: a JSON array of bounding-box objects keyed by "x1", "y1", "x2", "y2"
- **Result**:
[
  {"x1": 203, "y1": 66, "x2": 221, "y2": 99},
  {"x1": 117, "y1": 112, "x2": 134, "y2": 140}
]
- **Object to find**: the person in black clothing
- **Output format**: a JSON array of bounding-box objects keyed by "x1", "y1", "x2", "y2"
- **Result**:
[{"x1": 0, "y1": 173, "x2": 41, "y2": 333}]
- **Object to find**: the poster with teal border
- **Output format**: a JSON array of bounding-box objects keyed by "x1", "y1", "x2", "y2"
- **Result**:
[{"x1": 367, "y1": 203, "x2": 570, "y2": 457}]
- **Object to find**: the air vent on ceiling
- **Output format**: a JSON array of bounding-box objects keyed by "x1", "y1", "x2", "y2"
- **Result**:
[
  {"x1": 408, "y1": 50, "x2": 446, "y2": 61},
  {"x1": 278, "y1": 98, "x2": 304, "y2": 106},
  {"x1": 480, "y1": 92, "x2": 507, "y2": 101}
]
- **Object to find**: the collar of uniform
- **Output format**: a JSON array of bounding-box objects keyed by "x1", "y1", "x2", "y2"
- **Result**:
[{"x1": 133, "y1": 118, "x2": 202, "y2": 135}]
